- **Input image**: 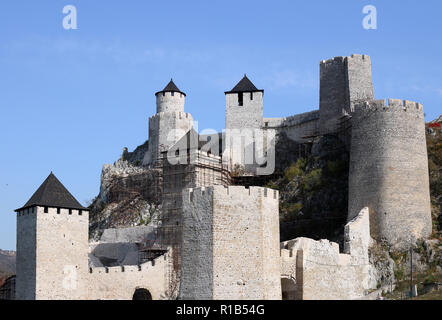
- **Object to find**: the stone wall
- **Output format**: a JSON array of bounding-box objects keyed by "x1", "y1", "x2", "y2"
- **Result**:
[
  {"x1": 280, "y1": 208, "x2": 371, "y2": 300},
  {"x1": 156, "y1": 91, "x2": 185, "y2": 113},
  {"x1": 87, "y1": 250, "x2": 170, "y2": 300},
  {"x1": 16, "y1": 207, "x2": 37, "y2": 300},
  {"x1": 35, "y1": 207, "x2": 89, "y2": 300},
  {"x1": 225, "y1": 92, "x2": 264, "y2": 173},
  {"x1": 15, "y1": 206, "x2": 91, "y2": 300},
  {"x1": 148, "y1": 111, "x2": 194, "y2": 165},
  {"x1": 349, "y1": 99, "x2": 432, "y2": 248},
  {"x1": 180, "y1": 186, "x2": 281, "y2": 300},
  {"x1": 319, "y1": 54, "x2": 374, "y2": 134}
]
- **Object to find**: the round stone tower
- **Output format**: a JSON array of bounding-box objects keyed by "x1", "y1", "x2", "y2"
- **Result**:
[
  {"x1": 147, "y1": 79, "x2": 193, "y2": 166},
  {"x1": 155, "y1": 79, "x2": 186, "y2": 113},
  {"x1": 348, "y1": 99, "x2": 432, "y2": 248}
]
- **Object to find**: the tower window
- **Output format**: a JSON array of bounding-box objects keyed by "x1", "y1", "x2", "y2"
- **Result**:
[
  {"x1": 171, "y1": 92, "x2": 174, "y2": 96},
  {"x1": 250, "y1": 92, "x2": 253, "y2": 100},
  {"x1": 69, "y1": 209, "x2": 72, "y2": 215},
  {"x1": 44, "y1": 207, "x2": 48, "y2": 213},
  {"x1": 238, "y1": 92, "x2": 243, "y2": 106},
  {"x1": 57, "y1": 208, "x2": 60, "y2": 214},
  {"x1": 79, "y1": 210, "x2": 82, "y2": 216}
]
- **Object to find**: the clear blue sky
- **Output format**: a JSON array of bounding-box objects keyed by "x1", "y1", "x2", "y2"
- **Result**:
[{"x1": 1, "y1": 0, "x2": 441, "y2": 250}]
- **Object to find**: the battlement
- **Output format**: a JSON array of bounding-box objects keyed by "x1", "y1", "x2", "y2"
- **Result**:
[
  {"x1": 149, "y1": 111, "x2": 193, "y2": 121},
  {"x1": 16, "y1": 206, "x2": 88, "y2": 217},
  {"x1": 156, "y1": 91, "x2": 185, "y2": 99},
  {"x1": 320, "y1": 54, "x2": 370, "y2": 66},
  {"x1": 185, "y1": 185, "x2": 279, "y2": 202},
  {"x1": 354, "y1": 98, "x2": 424, "y2": 114}
]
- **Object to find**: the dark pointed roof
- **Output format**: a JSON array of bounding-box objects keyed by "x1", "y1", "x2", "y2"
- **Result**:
[
  {"x1": 225, "y1": 75, "x2": 264, "y2": 94},
  {"x1": 160, "y1": 128, "x2": 224, "y2": 156},
  {"x1": 15, "y1": 173, "x2": 87, "y2": 212},
  {"x1": 155, "y1": 79, "x2": 186, "y2": 96}
]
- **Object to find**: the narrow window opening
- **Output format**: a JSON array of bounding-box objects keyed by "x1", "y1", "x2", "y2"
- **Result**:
[
  {"x1": 238, "y1": 92, "x2": 243, "y2": 106},
  {"x1": 171, "y1": 91, "x2": 174, "y2": 96},
  {"x1": 44, "y1": 207, "x2": 48, "y2": 213},
  {"x1": 250, "y1": 92, "x2": 253, "y2": 100},
  {"x1": 79, "y1": 210, "x2": 82, "y2": 216},
  {"x1": 69, "y1": 209, "x2": 72, "y2": 215},
  {"x1": 57, "y1": 208, "x2": 60, "y2": 214}
]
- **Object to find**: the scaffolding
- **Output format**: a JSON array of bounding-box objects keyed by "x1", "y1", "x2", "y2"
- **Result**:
[{"x1": 156, "y1": 149, "x2": 230, "y2": 297}]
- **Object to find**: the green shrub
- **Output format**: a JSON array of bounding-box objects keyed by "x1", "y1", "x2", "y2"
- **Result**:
[
  {"x1": 284, "y1": 158, "x2": 307, "y2": 181},
  {"x1": 304, "y1": 168, "x2": 323, "y2": 192}
]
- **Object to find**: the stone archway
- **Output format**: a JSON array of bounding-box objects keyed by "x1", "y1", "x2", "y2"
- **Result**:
[
  {"x1": 281, "y1": 277, "x2": 298, "y2": 300},
  {"x1": 132, "y1": 288, "x2": 153, "y2": 300}
]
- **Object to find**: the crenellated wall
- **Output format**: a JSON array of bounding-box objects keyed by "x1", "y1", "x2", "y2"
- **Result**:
[
  {"x1": 349, "y1": 99, "x2": 432, "y2": 248},
  {"x1": 16, "y1": 206, "x2": 89, "y2": 300},
  {"x1": 87, "y1": 250, "x2": 170, "y2": 300},
  {"x1": 156, "y1": 91, "x2": 185, "y2": 113}
]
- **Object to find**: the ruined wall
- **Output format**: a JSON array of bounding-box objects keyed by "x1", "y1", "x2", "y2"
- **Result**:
[
  {"x1": 180, "y1": 186, "x2": 281, "y2": 300},
  {"x1": 349, "y1": 99, "x2": 432, "y2": 248},
  {"x1": 280, "y1": 208, "x2": 371, "y2": 300}
]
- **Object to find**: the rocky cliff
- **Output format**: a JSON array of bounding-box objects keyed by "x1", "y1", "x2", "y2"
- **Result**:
[{"x1": 88, "y1": 140, "x2": 162, "y2": 240}]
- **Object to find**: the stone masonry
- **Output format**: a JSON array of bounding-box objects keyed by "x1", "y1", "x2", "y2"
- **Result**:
[
  {"x1": 180, "y1": 186, "x2": 281, "y2": 300},
  {"x1": 348, "y1": 99, "x2": 432, "y2": 248}
]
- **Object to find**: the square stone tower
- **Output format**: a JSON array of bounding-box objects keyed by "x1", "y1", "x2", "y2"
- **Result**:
[
  {"x1": 179, "y1": 186, "x2": 281, "y2": 300},
  {"x1": 319, "y1": 54, "x2": 374, "y2": 134},
  {"x1": 14, "y1": 173, "x2": 89, "y2": 300},
  {"x1": 224, "y1": 75, "x2": 265, "y2": 174}
]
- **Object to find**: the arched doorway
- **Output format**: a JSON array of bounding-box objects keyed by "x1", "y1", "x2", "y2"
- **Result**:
[
  {"x1": 281, "y1": 277, "x2": 298, "y2": 300},
  {"x1": 132, "y1": 288, "x2": 152, "y2": 300}
]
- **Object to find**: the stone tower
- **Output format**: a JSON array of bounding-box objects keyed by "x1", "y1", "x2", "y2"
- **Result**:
[
  {"x1": 348, "y1": 99, "x2": 432, "y2": 248},
  {"x1": 224, "y1": 75, "x2": 264, "y2": 173},
  {"x1": 180, "y1": 186, "x2": 281, "y2": 300},
  {"x1": 319, "y1": 54, "x2": 374, "y2": 134},
  {"x1": 15, "y1": 173, "x2": 89, "y2": 300},
  {"x1": 147, "y1": 79, "x2": 194, "y2": 166}
]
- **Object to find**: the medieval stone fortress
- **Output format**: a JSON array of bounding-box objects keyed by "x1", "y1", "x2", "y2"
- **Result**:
[{"x1": 11, "y1": 54, "x2": 433, "y2": 300}]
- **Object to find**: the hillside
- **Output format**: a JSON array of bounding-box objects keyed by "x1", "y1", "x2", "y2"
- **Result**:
[{"x1": 0, "y1": 250, "x2": 16, "y2": 281}]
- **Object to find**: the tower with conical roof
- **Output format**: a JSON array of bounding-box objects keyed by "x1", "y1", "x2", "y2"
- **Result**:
[
  {"x1": 224, "y1": 75, "x2": 265, "y2": 173},
  {"x1": 146, "y1": 79, "x2": 194, "y2": 165},
  {"x1": 14, "y1": 172, "x2": 89, "y2": 300}
]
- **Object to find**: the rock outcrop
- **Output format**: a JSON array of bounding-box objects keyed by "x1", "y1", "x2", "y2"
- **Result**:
[{"x1": 89, "y1": 141, "x2": 162, "y2": 241}]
